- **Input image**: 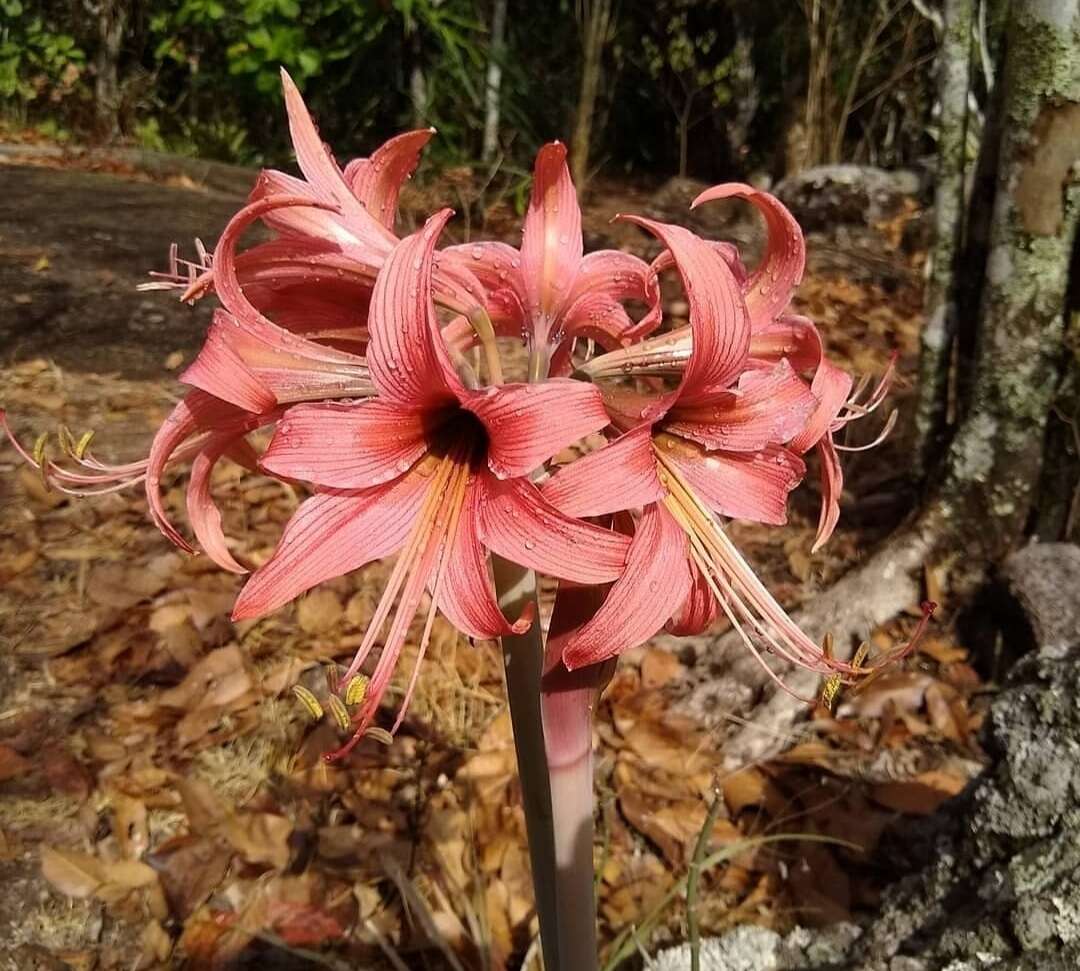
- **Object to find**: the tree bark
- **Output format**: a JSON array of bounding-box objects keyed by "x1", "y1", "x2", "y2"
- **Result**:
[
  {"x1": 570, "y1": 0, "x2": 613, "y2": 188},
  {"x1": 679, "y1": 0, "x2": 1080, "y2": 770},
  {"x1": 913, "y1": 0, "x2": 974, "y2": 477},
  {"x1": 481, "y1": 0, "x2": 508, "y2": 163},
  {"x1": 94, "y1": 0, "x2": 128, "y2": 140}
]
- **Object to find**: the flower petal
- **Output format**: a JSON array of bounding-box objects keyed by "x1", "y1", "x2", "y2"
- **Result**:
[
  {"x1": 343, "y1": 128, "x2": 434, "y2": 229},
  {"x1": 476, "y1": 475, "x2": 630, "y2": 584},
  {"x1": 790, "y1": 359, "x2": 854, "y2": 454},
  {"x1": 542, "y1": 425, "x2": 665, "y2": 517},
  {"x1": 812, "y1": 434, "x2": 843, "y2": 552},
  {"x1": 663, "y1": 438, "x2": 805, "y2": 525},
  {"x1": 437, "y1": 483, "x2": 531, "y2": 639},
  {"x1": 691, "y1": 184, "x2": 805, "y2": 328},
  {"x1": 748, "y1": 315, "x2": 824, "y2": 371},
  {"x1": 279, "y1": 69, "x2": 394, "y2": 247},
  {"x1": 462, "y1": 378, "x2": 610, "y2": 479},
  {"x1": 231, "y1": 471, "x2": 431, "y2": 620},
  {"x1": 665, "y1": 359, "x2": 818, "y2": 451},
  {"x1": 248, "y1": 167, "x2": 361, "y2": 247},
  {"x1": 561, "y1": 505, "x2": 692, "y2": 669},
  {"x1": 617, "y1": 215, "x2": 750, "y2": 405},
  {"x1": 187, "y1": 432, "x2": 263, "y2": 574},
  {"x1": 666, "y1": 560, "x2": 718, "y2": 635},
  {"x1": 260, "y1": 400, "x2": 431, "y2": 488},
  {"x1": 367, "y1": 209, "x2": 464, "y2": 407},
  {"x1": 560, "y1": 249, "x2": 662, "y2": 343},
  {"x1": 520, "y1": 143, "x2": 583, "y2": 336}
]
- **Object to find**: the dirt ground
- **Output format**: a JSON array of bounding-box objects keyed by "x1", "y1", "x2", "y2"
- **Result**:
[{"x1": 0, "y1": 153, "x2": 990, "y2": 971}]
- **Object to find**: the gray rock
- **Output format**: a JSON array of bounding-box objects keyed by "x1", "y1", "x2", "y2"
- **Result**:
[
  {"x1": 773, "y1": 165, "x2": 922, "y2": 232},
  {"x1": 652, "y1": 544, "x2": 1080, "y2": 971}
]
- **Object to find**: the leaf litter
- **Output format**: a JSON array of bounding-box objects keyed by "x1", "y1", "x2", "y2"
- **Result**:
[{"x1": 0, "y1": 199, "x2": 990, "y2": 970}]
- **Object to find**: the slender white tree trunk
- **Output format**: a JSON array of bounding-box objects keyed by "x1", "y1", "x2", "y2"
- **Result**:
[{"x1": 481, "y1": 0, "x2": 509, "y2": 162}]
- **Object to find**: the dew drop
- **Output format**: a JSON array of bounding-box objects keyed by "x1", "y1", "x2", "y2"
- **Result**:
[{"x1": 524, "y1": 540, "x2": 536, "y2": 550}]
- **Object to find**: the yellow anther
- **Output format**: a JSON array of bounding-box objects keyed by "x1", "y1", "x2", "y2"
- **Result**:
[
  {"x1": 75, "y1": 430, "x2": 95, "y2": 459},
  {"x1": 851, "y1": 641, "x2": 871, "y2": 671},
  {"x1": 291, "y1": 684, "x2": 324, "y2": 721},
  {"x1": 326, "y1": 694, "x2": 352, "y2": 732},
  {"x1": 364, "y1": 727, "x2": 394, "y2": 746},
  {"x1": 345, "y1": 674, "x2": 370, "y2": 706},
  {"x1": 821, "y1": 675, "x2": 842, "y2": 712}
]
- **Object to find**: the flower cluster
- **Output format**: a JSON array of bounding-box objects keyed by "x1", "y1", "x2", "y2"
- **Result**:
[{"x1": 3, "y1": 70, "x2": 908, "y2": 758}]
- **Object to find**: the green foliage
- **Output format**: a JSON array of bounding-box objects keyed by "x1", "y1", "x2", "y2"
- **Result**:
[{"x1": 0, "y1": 0, "x2": 85, "y2": 105}]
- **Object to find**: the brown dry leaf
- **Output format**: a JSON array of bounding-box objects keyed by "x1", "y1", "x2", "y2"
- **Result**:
[
  {"x1": 920, "y1": 636, "x2": 968, "y2": 665},
  {"x1": 721, "y1": 767, "x2": 786, "y2": 817},
  {"x1": 41, "y1": 846, "x2": 105, "y2": 898},
  {"x1": 176, "y1": 777, "x2": 227, "y2": 833},
  {"x1": 86, "y1": 554, "x2": 180, "y2": 610},
  {"x1": 136, "y1": 920, "x2": 172, "y2": 969},
  {"x1": 0, "y1": 743, "x2": 32, "y2": 781},
  {"x1": 221, "y1": 811, "x2": 293, "y2": 870},
  {"x1": 619, "y1": 789, "x2": 739, "y2": 866},
  {"x1": 839, "y1": 671, "x2": 934, "y2": 719},
  {"x1": 158, "y1": 644, "x2": 255, "y2": 715},
  {"x1": 297, "y1": 589, "x2": 343, "y2": 634},
  {"x1": 111, "y1": 793, "x2": 149, "y2": 860},
  {"x1": 871, "y1": 770, "x2": 968, "y2": 815},
  {"x1": 147, "y1": 834, "x2": 232, "y2": 919},
  {"x1": 924, "y1": 683, "x2": 964, "y2": 743},
  {"x1": 639, "y1": 648, "x2": 683, "y2": 689}
]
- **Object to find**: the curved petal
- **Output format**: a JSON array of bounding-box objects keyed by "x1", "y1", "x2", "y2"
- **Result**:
[
  {"x1": 665, "y1": 359, "x2": 818, "y2": 452},
  {"x1": 367, "y1": 209, "x2": 464, "y2": 407},
  {"x1": 560, "y1": 249, "x2": 662, "y2": 342},
  {"x1": 561, "y1": 505, "x2": 692, "y2": 669},
  {"x1": 344, "y1": 127, "x2": 435, "y2": 228},
  {"x1": 748, "y1": 314, "x2": 824, "y2": 371},
  {"x1": 790, "y1": 359, "x2": 854, "y2": 454},
  {"x1": 691, "y1": 184, "x2": 805, "y2": 328},
  {"x1": 260, "y1": 400, "x2": 431, "y2": 488},
  {"x1": 616, "y1": 215, "x2": 750, "y2": 406},
  {"x1": 443, "y1": 241, "x2": 528, "y2": 311},
  {"x1": 520, "y1": 143, "x2": 583, "y2": 337},
  {"x1": 542, "y1": 425, "x2": 665, "y2": 518},
  {"x1": 666, "y1": 560, "x2": 718, "y2": 635},
  {"x1": 437, "y1": 483, "x2": 531, "y2": 639},
  {"x1": 279, "y1": 69, "x2": 394, "y2": 248},
  {"x1": 663, "y1": 439, "x2": 805, "y2": 525},
  {"x1": 652, "y1": 240, "x2": 747, "y2": 288},
  {"x1": 145, "y1": 391, "x2": 250, "y2": 554},
  {"x1": 812, "y1": 434, "x2": 843, "y2": 553},
  {"x1": 231, "y1": 471, "x2": 431, "y2": 620},
  {"x1": 557, "y1": 293, "x2": 637, "y2": 348},
  {"x1": 187, "y1": 431, "x2": 263, "y2": 574},
  {"x1": 476, "y1": 475, "x2": 630, "y2": 584},
  {"x1": 462, "y1": 378, "x2": 610, "y2": 479},
  {"x1": 248, "y1": 168, "x2": 360, "y2": 246},
  {"x1": 180, "y1": 309, "x2": 374, "y2": 410}
]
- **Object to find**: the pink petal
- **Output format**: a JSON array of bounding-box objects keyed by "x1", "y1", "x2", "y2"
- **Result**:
[
  {"x1": 248, "y1": 168, "x2": 361, "y2": 247},
  {"x1": 691, "y1": 184, "x2": 805, "y2": 328},
  {"x1": 520, "y1": 143, "x2": 583, "y2": 336},
  {"x1": 437, "y1": 484, "x2": 532, "y2": 639},
  {"x1": 812, "y1": 434, "x2": 843, "y2": 553},
  {"x1": 663, "y1": 440, "x2": 805, "y2": 525},
  {"x1": 617, "y1": 215, "x2": 750, "y2": 406},
  {"x1": 231, "y1": 471, "x2": 430, "y2": 620},
  {"x1": 367, "y1": 209, "x2": 464, "y2": 407},
  {"x1": 748, "y1": 315, "x2": 824, "y2": 371},
  {"x1": 652, "y1": 240, "x2": 747, "y2": 288},
  {"x1": 279, "y1": 69, "x2": 394, "y2": 247},
  {"x1": 442, "y1": 241, "x2": 528, "y2": 317},
  {"x1": 180, "y1": 309, "x2": 373, "y2": 409},
  {"x1": 187, "y1": 431, "x2": 262, "y2": 574},
  {"x1": 666, "y1": 560, "x2": 718, "y2": 635},
  {"x1": 462, "y1": 379, "x2": 610, "y2": 479},
  {"x1": 145, "y1": 391, "x2": 250, "y2": 553},
  {"x1": 344, "y1": 128, "x2": 434, "y2": 229},
  {"x1": 260, "y1": 400, "x2": 431, "y2": 488},
  {"x1": 542, "y1": 425, "x2": 665, "y2": 517},
  {"x1": 665, "y1": 359, "x2": 818, "y2": 451},
  {"x1": 560, "y1": 505, "x2": 692, "y2": 669},
  {"x1": 557, "y1": 293, "x2": 637, "y2": 348},
  {"x1": 476, "y1": 475, "x2": 630, "y2": 584},
  {"x1": 790, "y1": 359, "x2": 854, "y2": 454},
  {"x1": 561, "y1": 249, "x2": 662, "y2": 342}
]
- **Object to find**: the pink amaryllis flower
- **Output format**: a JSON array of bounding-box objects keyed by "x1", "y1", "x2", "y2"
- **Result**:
[
  {"x1": 232, "y1": 210, "x2": 631, "y2": 757},
  {"x1": 541, "y1": 214, "x2": 868, "y2": 687},
  {"x1": 579, "y1": 184, "x2": 893, "y2": 552},
  {"x1": 444, "y1": 142, "x2": 662, "y2": 377}
]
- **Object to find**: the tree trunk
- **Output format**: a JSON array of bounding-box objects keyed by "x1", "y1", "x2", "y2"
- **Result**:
[
  {"x1": 481, "y1": 0, "x2": 508, "y2": 163},
  {"x1": 678, "y1": 0, "x2": 1080, "y2": 770},
  {"x1": 94, "y1": 0, "x2": 128, "y2": 140},
  {"x1": 913, "y1": 0, "x2": 974, "y2": 477},
  {"x1": 570, "y1": 0, "x2": 613, "y2": 188},
  {"x1": 678, "y1": 97, "x2": 693, "y2": 178}
]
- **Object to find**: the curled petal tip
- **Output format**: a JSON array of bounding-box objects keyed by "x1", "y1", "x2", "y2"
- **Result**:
[{"x1": 510, "y1": 600, "x2": 538, "y2": 636}]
